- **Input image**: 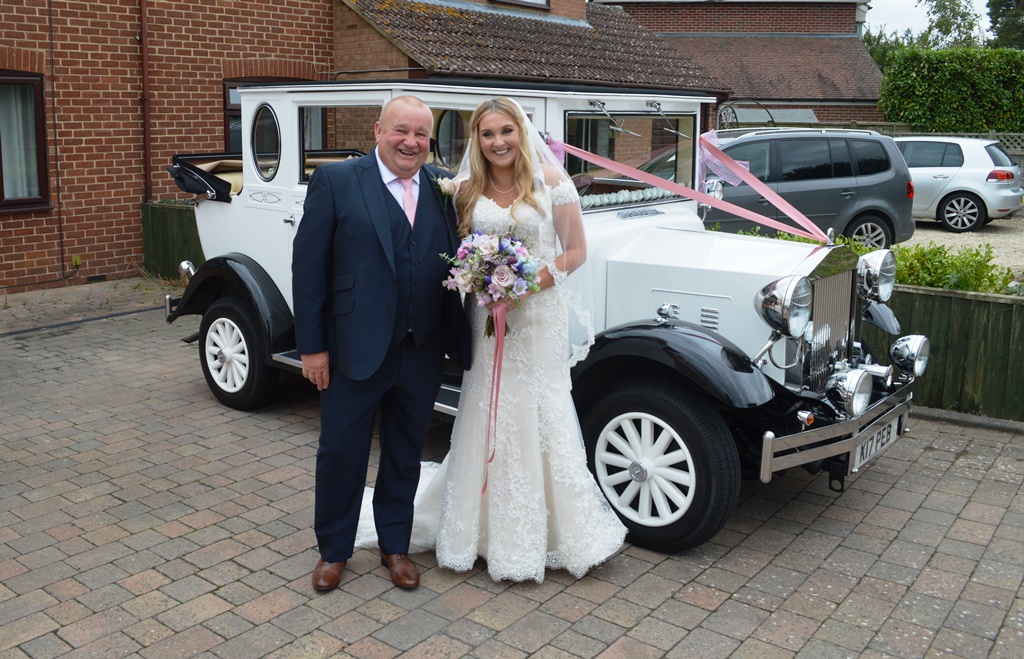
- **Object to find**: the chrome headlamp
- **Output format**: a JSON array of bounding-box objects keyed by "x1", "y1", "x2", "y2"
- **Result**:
[
  {"x1": 890, "y1": 335, "x2": 929, "y2": 377},
  {"x1": 754, "y1": 275, "x2": 812, "y2": 338},
  {"x1": 858, "y1": 250, "x2": 896, "y2": 302},
  {"x1": 826, "y1": 369, "x2": 872, "y2": 417}
]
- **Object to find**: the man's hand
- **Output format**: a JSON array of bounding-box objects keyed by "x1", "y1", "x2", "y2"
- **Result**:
[{"x1": 301, "y1": 351, "x2": 330, "y2": 391}]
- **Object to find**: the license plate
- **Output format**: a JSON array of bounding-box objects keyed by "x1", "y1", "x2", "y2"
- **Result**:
[{"x1": 852, "y1": 418, "x2": 900, "y2": 471}]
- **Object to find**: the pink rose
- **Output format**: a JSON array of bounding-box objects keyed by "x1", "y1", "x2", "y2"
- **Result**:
[{"x1": 491, "y1": 265, "x2": 515, "y2": 291}]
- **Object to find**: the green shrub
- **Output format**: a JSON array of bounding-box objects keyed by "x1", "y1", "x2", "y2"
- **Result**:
[
  {"x1": 890, "y1": 242, "x2": 1016, "y2": 294},
  {"x1": 742, "y1": 229, "x2": 1018, "y2": 295}
]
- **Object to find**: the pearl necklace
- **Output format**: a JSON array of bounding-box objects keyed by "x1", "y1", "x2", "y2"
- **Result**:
[{"x1": 489, "y1": 177, "x2": 517, "y2": 195}]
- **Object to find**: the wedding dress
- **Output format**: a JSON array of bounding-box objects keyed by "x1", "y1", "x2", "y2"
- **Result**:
[{"x1": 356, "y1": 179, "x2": 626, "y2": 582}]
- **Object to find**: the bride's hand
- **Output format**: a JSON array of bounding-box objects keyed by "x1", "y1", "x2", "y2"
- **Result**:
[{"x1": 485, "y1": 292, "x2": 530, "y2": 314}]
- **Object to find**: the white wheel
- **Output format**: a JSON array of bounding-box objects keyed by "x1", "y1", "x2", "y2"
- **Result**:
[
  {"x1": 582, "y1": 378, "x2": 740, "y2": 553},
  {"x1": 593, "y1": 412, "x2": 696, "y2": 528},
  {"x1": 198, "y1": 297, "x2": 278, "y2": 409},
  {"x1": 204, "y1": 315, "x2": 250, "y2": 393}
]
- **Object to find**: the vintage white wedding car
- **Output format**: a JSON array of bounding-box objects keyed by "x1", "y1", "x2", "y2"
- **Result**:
[{"x1": 166, "y1": 80, "x2": 928, "y2": 553}]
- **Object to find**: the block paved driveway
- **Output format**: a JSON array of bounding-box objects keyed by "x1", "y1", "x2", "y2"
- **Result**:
[{"x1": 1, "y1": 278, "x2": 1023, "y2": 658}]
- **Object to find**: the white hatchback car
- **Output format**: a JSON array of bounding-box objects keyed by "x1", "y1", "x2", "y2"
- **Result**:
[{"x1": 894, "y1": 136, "x2": 1023, "y2": 232}]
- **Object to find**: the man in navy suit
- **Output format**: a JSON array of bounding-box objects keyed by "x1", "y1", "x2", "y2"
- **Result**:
[{"x1": 292, "y1": 95, "x2": 469, "y2": 592}]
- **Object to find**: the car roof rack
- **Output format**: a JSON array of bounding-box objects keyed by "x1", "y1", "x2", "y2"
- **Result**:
[{"x1": 715, "y1": 126, "x2": 878, "y2": 139}]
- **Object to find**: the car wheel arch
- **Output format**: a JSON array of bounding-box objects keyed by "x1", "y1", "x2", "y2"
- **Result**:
[
  {"x1": 170, "y1": 254, "x2": 295, "y2": 358},
  {"x1": 571, "y1": 322, "x2": 775, "y2": 416}
]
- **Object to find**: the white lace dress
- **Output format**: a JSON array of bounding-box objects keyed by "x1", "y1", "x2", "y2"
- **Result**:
[{"x1": 356, "y1": 179, "x2": 626, "y2": 582}]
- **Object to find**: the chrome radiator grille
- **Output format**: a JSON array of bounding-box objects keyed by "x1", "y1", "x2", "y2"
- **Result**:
[{"x1": 791, "y1": 270, "x2": 856, "y2": 392}]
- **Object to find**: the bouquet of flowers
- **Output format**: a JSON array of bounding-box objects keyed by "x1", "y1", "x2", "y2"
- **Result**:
[{"x1": 442, "y1": 229, "x2": 542, "y2": 337}]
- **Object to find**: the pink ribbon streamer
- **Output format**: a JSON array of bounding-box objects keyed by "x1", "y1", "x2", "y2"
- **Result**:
[
  {"x1": 551, "y1": 138, "x2": 830, "y2": 243},
  {"x1": 482, "y1": 303, "x2": 506, "y2": 495}
]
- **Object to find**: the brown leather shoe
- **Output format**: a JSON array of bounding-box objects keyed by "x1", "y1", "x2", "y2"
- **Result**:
[
  {"x1": 380, "y1": 552, "x2": 419, "y2": 590},
  {"x1": 312, "y1": 558, "x2": 345, "y2": 592}
]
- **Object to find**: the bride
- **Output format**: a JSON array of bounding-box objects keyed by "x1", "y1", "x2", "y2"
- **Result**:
[{"x1": 357, "y1": 97, "x2": 626, "y2": 583}]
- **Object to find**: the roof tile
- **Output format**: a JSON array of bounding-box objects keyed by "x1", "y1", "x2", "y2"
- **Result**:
[
  {"x1": 660, "y1": 34, "x2": 881, "y2": 101},
  {"x1": 343, "y1": 0, "x2": 729, "y2": 92}
]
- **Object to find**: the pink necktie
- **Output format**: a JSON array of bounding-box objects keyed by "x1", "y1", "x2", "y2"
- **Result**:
[{"x1": 400, "y1": 177, "x2": 416, "y2": 226}]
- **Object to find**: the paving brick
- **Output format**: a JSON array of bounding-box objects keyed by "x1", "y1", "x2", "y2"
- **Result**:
[
  {"x1": 665, "y1": 627, "x2": 739, "y2": 658},
  {"x1": 5, "y1": 281, "x2": 1024, "y2": 657}
]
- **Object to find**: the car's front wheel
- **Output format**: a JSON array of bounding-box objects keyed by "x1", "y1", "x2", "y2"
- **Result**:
[
  {"x1": 844, "y1": 214, "x2": 893, "y2": 249},
  {"x1": 198, "y1": 296, "x2": 279, "y2": 410},
  {"x1": 939, "y1": 192, "x2": 986, "y2": 232},
  {"x1": 581, "y1": 378, "x2": 740, "y2": 553}
]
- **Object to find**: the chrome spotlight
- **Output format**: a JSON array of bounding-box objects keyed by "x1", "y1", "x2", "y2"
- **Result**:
[
  {"x1": 890, "y1": 335, "x2": 929, "y2": 377},
  {"x1": 754, "y1": 275, "x2": 812, "y2": 338},
  {"x1": 826, "y1": 369, "x2": 872, "y2": 417},
  {"x1": 179, "y1": 260, "x2": 196, "y2": 278},
  {"x1": 861, "y1": 363, "x2": 895, "y2": 389},
  {"x1": 858, "y1": 250, "x2": 896, "y2": 302}
]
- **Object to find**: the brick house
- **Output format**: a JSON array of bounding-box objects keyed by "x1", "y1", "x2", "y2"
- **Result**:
[
  {"x1": 0, "y1": 0, "x2": 724, "y2": 294},
  {"x1": 599, "y1": 0, "x2": 884, "y2": 126}
]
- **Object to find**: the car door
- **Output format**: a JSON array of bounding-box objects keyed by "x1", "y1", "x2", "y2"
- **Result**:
[
  {"x1": 706, "y1": 140, "x2": 778, "y2": 232},
  {"x1": 897, "y1": 141, "x2": 961, "y2": 214},
  {"x1": 772, "y1": 138, "x2": 859, "y2": 237}
]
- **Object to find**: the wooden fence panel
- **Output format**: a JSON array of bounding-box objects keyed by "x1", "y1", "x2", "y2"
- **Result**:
[
  {"x1": 862, "y1": 285, "x2": 1024, "y2": 422},
  {"x1": 981, "y1": 300, "x2": 1014, "y2": 417}
]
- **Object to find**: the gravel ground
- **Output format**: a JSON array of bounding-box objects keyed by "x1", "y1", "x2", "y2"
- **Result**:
[{"x1": 899, "y1": 212, "x2": 1024, "y2": 274}]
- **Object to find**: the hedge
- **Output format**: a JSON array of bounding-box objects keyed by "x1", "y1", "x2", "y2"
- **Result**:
[{"x1": 879, "y1": 47, "x2": 1024, "y2": 132}]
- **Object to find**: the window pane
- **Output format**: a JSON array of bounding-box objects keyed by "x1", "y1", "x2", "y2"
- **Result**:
[
  {"x1": 851, "y1": 140, "x2": 890, "y2": 176},
  {"x1": 300, "y1": 105, "x2": 380, "y2": 182},
  {"x1": 942, "y1": 144, "x2": 964, "y2": 167},
  {"x1": 725, "y1": 141, "x2": 771, "y2": 181},
  {"x1": 779, "y1": 139, "x2": 831, "y2": 181},
  {"x1": 565, "y1": 112, "x2": 696, "y2": 209},
  {"x1": 829, "y1": 139, "x2": 853, "y2": 177},
  {"x1": 900, "y1": 142, "x2": 946, "y2": 168},
  {"x1": 984, "y1": 143, "x2": 1012, "y2": 167},
  {"x1": 251, "y1": 104, "x2": 280, "y2": 181},
  {"x1": 0, "y1": 83, "x2": 41, "y2": 198}
]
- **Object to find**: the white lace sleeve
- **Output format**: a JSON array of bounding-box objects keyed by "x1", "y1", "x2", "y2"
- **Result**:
[{"x1": 550, "y1": 178, "x2": 580, "y2": 206}]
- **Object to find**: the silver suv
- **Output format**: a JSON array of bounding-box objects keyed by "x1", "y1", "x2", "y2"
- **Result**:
[
  {"x1": 705, "y1": 128, "x2": 915, "y2": 248},
  {"x1": 894, "y1": 136, "x2": 1023, "y2": 233}
]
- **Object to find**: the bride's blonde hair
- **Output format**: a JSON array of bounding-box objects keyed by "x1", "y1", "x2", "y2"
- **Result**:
[{"x1": 455, "y1": 98, "x2": 541, "y2": 238}]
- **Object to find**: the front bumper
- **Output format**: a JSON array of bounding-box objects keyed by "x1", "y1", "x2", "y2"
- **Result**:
[{"x1": 759, "y1": 381, "x2": 914, "y2": 483}]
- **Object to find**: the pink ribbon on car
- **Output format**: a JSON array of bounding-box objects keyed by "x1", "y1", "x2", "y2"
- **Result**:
[{"x1": 549, "y1": 136, "x2": 830, "y2": 243}]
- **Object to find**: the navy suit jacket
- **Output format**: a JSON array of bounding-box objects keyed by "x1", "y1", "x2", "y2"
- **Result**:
[{"x1": 292, "y1": 153, "x2": 469, "y2": 381}]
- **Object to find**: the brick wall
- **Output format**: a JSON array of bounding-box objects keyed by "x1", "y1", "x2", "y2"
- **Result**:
[
  {"x1": 1, "y1": 0, "x2": 333, "y2": 293},
  {"x1": 460, "y1": 0, "x2": 587, "y2": 22},
  {"x1": 620, "y1": 1, "x2": 857, "y2": 34}
]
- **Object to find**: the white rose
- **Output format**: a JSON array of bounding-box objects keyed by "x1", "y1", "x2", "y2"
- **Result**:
[
  {"x1": 438, "y1": 178, "x2": 459, "y2": 197},
  {"x1": 474, "y1": 234, "x2": 500, "y2": 255},
  {"x1": 455, "y1": 269, "x2": 474, "y2": 291}
]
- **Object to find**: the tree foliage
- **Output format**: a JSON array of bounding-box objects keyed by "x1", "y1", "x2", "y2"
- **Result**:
[
  {"x1": 862, "y1": 26, "x2": 917, "y2": 71},
  {"x1": 863, "y1": 0, "x2": 982, "y2": 71},
  {"x1": 989, "y1": 0, "x2": 1024, "y2": 48},
  {"x1": 920, "y1": 0, "x2": 983, "y2": 48},
  {"x1": 879, "y1": 47, "x2": 1024, "y2": 131}
]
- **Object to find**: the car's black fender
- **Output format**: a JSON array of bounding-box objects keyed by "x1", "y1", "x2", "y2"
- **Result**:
[
  {"x1": 571, "y1": 320, "x2": 775, "y2": 414},
  {"x1": 862, "y1": 300, "x2": 901, "y2": 335},
  {"x1": 166, "y1": 253, "x2": 295, "y2": 358}
]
